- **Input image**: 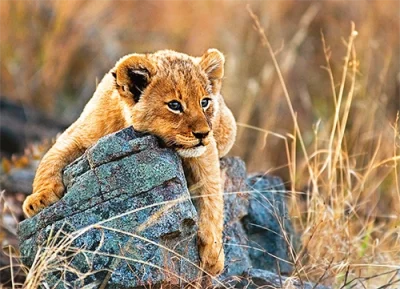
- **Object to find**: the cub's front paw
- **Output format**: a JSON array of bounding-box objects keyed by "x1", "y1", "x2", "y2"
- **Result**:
[
  {"x1": 198, "y1": 231, "x2": 225, "y2": 276},
  {"x1": 23, "y1": 184, "x2": 64, "y2": 217}
]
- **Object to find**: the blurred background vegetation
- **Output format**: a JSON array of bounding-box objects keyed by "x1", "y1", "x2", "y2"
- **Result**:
[
  {"x1": 0, "y1": 0, "x2": 398, "y2": 173},
  {"x1": 0, "y1": 0, "x2": 399, "y2": 288}
]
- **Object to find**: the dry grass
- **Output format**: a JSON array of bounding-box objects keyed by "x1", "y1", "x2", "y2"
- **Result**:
[
  {"x1": 246, "y1": 6, "x2": 400, "y2": 288},
  {"x1": 1, "y1": 0, "x2": 399, "y2": 288}
]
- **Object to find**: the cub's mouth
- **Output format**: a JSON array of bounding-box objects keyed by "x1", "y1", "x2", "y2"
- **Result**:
[
  {"x1": 156, "y1": 134, "x2": 209, "y2": 158},
  {"x1": 171, "y1": 139, "x2": 208, "y2": 158},
  {"x1": 176, "y1": 145, "x2": 207, "y2": 158}
]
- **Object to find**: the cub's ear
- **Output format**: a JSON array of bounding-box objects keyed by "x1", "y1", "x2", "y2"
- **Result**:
[
  {"x1": 199, "y1": 48, "x2": 225, "y2": 93},
  {"x1": 113, "y1": 55, "x2": 156, "y2": 102}
]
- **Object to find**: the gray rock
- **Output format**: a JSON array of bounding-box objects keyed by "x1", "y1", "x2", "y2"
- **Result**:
[
  {"x1": 219, "y1": 161, "x2": 299, "y2": 285},
  {"x1": 219, "y1": 157, "x2": 251, "y2": 280},
  {"x1": 18, "y1": 127, "x2": 200, "y2": 289},
  {"x1": 243, "y1": 174, "x2": 297, "y2": 274}
]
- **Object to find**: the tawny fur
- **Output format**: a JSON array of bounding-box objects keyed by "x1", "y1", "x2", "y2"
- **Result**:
[{"x1": 23, "y1": 49, "x2": 236, "y2": 276}]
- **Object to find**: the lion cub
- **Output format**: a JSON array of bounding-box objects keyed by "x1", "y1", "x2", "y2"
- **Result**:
[{"x1": 23, "y1": 49, "x2": 236, "y2": 275}]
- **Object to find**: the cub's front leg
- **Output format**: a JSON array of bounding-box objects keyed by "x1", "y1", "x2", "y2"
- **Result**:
[
  {"x1": 23, "y1": 123, "x2": 92, "y2": 217},
  {"x1": 182, "y1": 139, "x2": 225, "y2": 276}
]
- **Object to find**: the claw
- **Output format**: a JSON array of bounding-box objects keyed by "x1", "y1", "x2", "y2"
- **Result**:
[{"x1": 23, "y1": 185, "x2": 64, "y2": 217}]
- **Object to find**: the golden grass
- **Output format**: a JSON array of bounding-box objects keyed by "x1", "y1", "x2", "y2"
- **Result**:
[{"x1": 244, "y1": 6, "x2": 400, "y2": 288}]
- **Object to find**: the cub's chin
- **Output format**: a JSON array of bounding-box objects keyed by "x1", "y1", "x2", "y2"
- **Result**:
[{"x1": 176, "y1": 146, "x2": 207, "y2": 158}]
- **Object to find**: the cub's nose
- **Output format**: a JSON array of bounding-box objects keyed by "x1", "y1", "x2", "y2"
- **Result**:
[{"x1": 193, "y1": 131, "x2": 210, "y2": 140}]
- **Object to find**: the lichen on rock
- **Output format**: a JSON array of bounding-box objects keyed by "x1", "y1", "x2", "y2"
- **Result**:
[{"x1": 18, "y1": 127, "x2": 200, "y2": 288}]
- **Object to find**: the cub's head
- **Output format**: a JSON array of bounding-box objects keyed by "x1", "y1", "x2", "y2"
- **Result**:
[{"x1": 112, "y1": 49, "x2": 225, "y2": 158}]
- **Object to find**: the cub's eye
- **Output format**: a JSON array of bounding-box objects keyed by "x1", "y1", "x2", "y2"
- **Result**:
[
  {"x1": 167, "y1": 100, "x2": 183, "y2": 113},
  {"x1": 201, "y1": 98, "x2": 211, "y2": 109}
]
